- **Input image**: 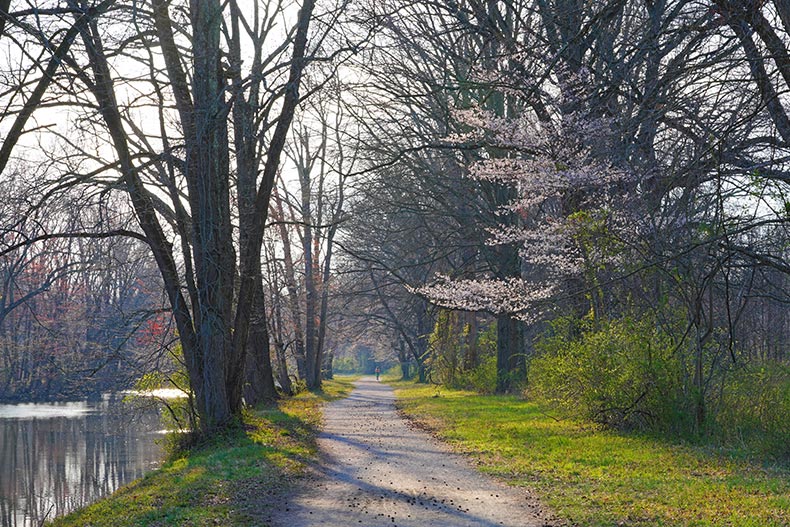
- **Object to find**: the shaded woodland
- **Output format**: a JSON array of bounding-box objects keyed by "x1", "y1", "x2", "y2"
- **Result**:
[{"x1": 0, "y1": 0, "x2": 789, "y2": 453}]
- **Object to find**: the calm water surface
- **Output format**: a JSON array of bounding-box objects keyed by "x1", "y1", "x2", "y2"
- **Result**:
[{"x1": 0, "y1": 395, "x2": 163, "y2": 526}]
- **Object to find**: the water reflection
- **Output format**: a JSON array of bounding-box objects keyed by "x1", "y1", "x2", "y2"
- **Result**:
[{"x1": 0, "y1": 395, "x2": 163, "y2": 526}]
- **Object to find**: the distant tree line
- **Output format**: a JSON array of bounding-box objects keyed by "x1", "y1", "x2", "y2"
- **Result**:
[{"x1": 0, "y1": 174, "x2": 168, "y2": 401}]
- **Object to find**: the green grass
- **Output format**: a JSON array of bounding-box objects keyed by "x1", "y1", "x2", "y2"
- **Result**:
[
  {"x1": 392, "y1": 382, "x2": 790, "y2": 527},
  {"x1": 51, "y1": 376, "x2": 359, "y2": 527}
]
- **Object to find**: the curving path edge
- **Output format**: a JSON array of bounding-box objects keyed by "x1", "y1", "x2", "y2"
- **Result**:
[{"x1": 268, "y1": 377, "x2": 556, "y2": 527}]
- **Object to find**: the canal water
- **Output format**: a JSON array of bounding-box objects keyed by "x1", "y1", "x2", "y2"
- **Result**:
[{"x1": 0, "y1": 395, "x2": 164, "y2": 526}]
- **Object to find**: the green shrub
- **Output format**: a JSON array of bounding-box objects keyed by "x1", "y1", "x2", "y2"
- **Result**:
[
  {"x1": 426, "y1": 310, "x2": 464, "y2": 386},
  {"x1": 454, "y1": 356, "x2": 498, "y2": 394},
  {"x1": 430, "y1": 318, "x2": 497, "y2": 394},
  {"x1": 384, "y1": 364, "x2": 403, "y2": 379},
  {"x1": 715, "y1": 362, "x2": 790, "y2": 460},
  {"x1": 289, "y1": 377, "x2": 308, "y2": 395},
  {"x1": 530, "y1": 316, "x2": 689, "y2": 432},
  {"x1": 333, "y1": 356, "x2": 359, "y2": 373},
  {"x1": 531, "y1": 315, "x2": 790, "y2": 460}
]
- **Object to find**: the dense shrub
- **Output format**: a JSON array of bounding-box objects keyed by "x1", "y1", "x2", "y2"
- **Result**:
[
  {"x1": 714, "y1": 363, "x2": 790, "y2": 459},
  {"x1": 289, "y1": 377, "x2": 308, "y2": 395},
  {"x1": 454, "y1": 356, "x2": 498, "y2": 394},
  {"x1": 333, "y1": 356, "x2": 359, "y2": 374},
  {"x1": 426, "y1": 310, "x2": 464, "y2": 386},
  {"x1": 530, "y1": 315, "x2": 790, "y2": 460},
  {"x1": 530, "y1": 316, "x2": 690, "y2": 431},
  {"x1": 426, "y1": 314, "x2": 498, "y2": 393}
]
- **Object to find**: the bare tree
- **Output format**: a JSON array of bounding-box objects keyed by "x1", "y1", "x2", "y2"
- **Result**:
[{"x1": 0, "y1": 0, "x2": 329, "y2": 432}]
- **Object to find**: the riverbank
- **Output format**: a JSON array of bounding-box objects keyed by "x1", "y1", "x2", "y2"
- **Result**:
[
  {"x1": 50, "y1": 377, "x2": 358, "y2": 527},
  {"x1": 392, "y1": 382, "x2": 790, "y2": 527}
]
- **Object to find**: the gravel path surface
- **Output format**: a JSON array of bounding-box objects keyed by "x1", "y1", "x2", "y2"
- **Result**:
[{"x1": 268, "y1": 377, "x2": 554, "y2": 527}]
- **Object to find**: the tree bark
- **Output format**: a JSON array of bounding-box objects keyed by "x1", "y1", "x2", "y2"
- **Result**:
[
  {"x1": 495, "y1": 313, "x2": 524, "y2": 394},
  {"x1": 243, "y1": 278, "x2": 278, "y2": 405}
]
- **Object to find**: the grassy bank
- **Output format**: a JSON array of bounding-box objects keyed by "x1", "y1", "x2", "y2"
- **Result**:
[
  {"x1": 52, "y1": 377, "x2": 358, "y2": 527},
  {"x1": 392, "y1": 382, "x2": 790, "y2": 527}
]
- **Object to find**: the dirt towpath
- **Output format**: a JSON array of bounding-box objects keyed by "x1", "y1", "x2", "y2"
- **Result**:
[{"x1": 268, "y1": 377, "x2": 554, "y2": 527}]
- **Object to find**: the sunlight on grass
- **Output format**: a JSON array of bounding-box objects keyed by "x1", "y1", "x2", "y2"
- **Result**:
[
  {"x1": 393, "y1": 384, "x2": 790, "y2": 527},
  {"x1": 51, "y1": 377, "x2": 357, "y2": 527}
]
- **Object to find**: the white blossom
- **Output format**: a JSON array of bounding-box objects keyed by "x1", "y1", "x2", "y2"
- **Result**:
[{"x1": 420, "y1": 106, "x2": 634, "y2": 318}]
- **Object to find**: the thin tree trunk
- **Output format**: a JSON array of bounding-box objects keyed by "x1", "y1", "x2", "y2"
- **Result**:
[
  {"x1": 229, "y1": 0, "x2": 317, "y2": 405},
  {"x1": 272, "y1": 188, "x2": 309, "y2": 379},
  {"x1": 302, "y1": 200, "x2": 318, "y2": 388},
  {"x1": 0, "y1": 0, "x2": 10, "y2": 38},
  {"x1": 463, "y1": 312, "x2": 478, "y2": 371}
]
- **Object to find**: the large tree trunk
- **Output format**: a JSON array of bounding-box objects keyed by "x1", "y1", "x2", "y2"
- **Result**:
[
  {"x1": 227, "y1": 0, "x2": 279, "y2": 410},
  {"x1": 77, "y1": 4, "x2": 227, "y2": 430},
  {"x1": 229, "y1": 0, "x2": 316, "y2": 405},
  {"x1": 495, "y1": 314, "x2": 524, "y2": 394},
  {"x1": 396, "y1": 339, "x2": 413, "y2": 380},
  {"x1": 80, "y1": 0, "x2": 316, "y2": 433},
  {"x1": 243, "y1": 279, "x2": 278, "y2": 405},
  {"x1": 189, "y1": 0, "x2": 236, "y2": 425},
  {"x1": 462, "y1": 312, "x2": 479, "y2": 371}
]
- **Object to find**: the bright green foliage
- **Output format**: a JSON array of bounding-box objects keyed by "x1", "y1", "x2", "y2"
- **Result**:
[
  {"x1": 566, "y1": 209, "x2": 620, "y2": 320},
  {"x1": 426, "y1": 309, "x2": 465, "y2": 386},
  {"x1": 531, "y1": 316, "x2": 689, "y2": 432},
  {"x1": 426, "y1": 313, "x2": 498, "y2": 393},
  {"x1": 530, "y1": 315, "x2": 790, "y2": 460},
  {"x1": 451, "y1": 323, "x2": 498, "y2": 393},
  {"x1": 333, "y1": 347, "x2": 374, "y2": 374},
  {"x1": 51, "y1": 377, "x2": 358, "y2": 527},
  {"x1": 129, "y1": 344, "x2": 197, "y2": 434},
  {"x1": 383, "y1": 364, "x2": 403, "y2": 380},
  {"x1": 394, "y1": 384, "x2": 790, "y2": 527},
  {"x1": 333, "y1": 355, "x2": 359, "y2": 373},
  {"x1": 289, "y1": 377, "x2": 309, "y2": 395},
  {"x1": 455, "y1": 356, "x2": 498, "y2": 394}
]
